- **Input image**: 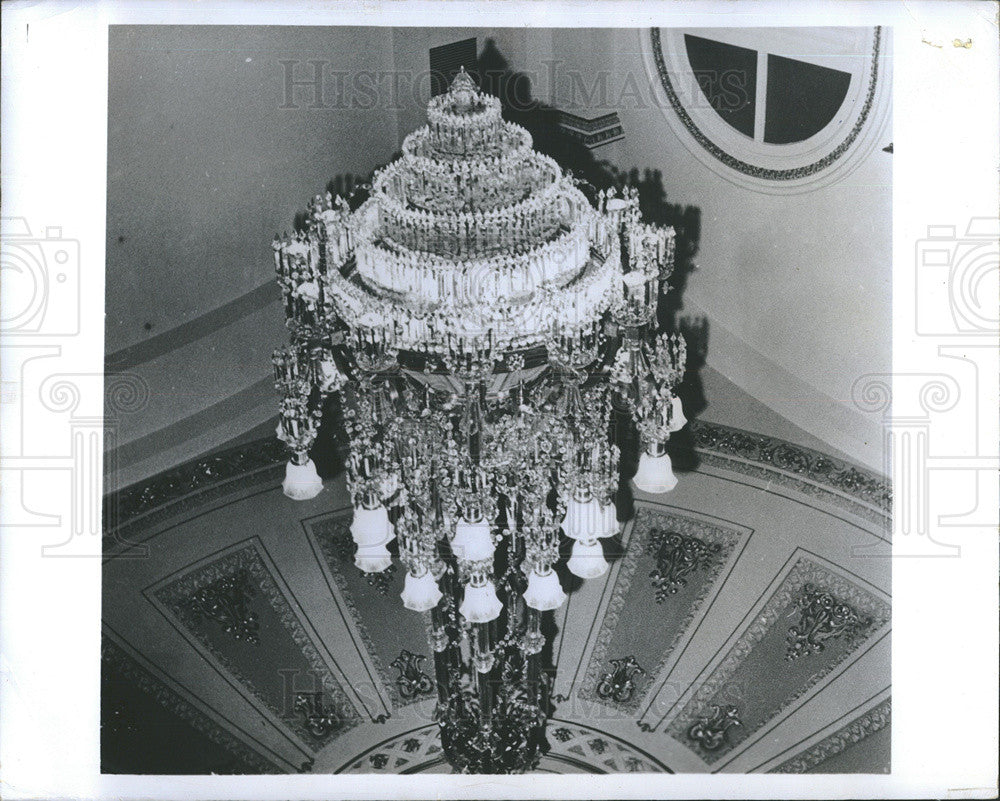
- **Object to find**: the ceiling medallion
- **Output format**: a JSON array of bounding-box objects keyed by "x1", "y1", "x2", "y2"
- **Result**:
[
  {"x1": 646, "y1": 27, "x2": 889, "y2": 194},
  {"x1": 271, "y1": 68, "x2": 686, "y2": 773}
]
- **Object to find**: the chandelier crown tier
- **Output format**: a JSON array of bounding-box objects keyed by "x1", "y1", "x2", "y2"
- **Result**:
[{"x1": 271, "y1": 67, "x2": 688, "y2": 773}]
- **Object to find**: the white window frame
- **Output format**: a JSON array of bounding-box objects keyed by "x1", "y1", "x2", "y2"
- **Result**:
[{"x1": 642, "y1": 26, "x2": 892, "y2": 194}]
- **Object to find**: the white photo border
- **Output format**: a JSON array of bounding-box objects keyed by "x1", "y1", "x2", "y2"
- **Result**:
[{"x1": 1, "y1": 1, "x2": 997, "y2": 799}]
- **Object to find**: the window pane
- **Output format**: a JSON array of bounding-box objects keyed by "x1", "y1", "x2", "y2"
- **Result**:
[
  {"x1": 684, "y1": 34, "x2": 757, "y2": 139},
  {"x1": 764, "y1": 53, "x2": 851, "y2": 144}
]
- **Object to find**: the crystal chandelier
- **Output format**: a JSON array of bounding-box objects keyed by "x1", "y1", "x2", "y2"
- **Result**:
[{"x1": 271, "y1": 68, "x2": 686, "y2": 773}]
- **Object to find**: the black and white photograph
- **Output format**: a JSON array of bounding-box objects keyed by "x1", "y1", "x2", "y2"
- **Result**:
[
  {"x1": 1, "y1": 2, "x2": 997, "y2": 799},
  {"x1": 102, "y1": 21, "x2": 895, "y2": 776}
]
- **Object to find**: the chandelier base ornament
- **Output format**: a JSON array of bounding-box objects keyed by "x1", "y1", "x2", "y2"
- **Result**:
[{"x1": 270, "y1": 67, "x2": 687, "y2": 773}]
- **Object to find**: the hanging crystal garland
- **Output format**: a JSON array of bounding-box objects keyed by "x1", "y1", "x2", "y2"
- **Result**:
[{"x1": 271, "y1": 68, "x2": 685, "y2": 773}]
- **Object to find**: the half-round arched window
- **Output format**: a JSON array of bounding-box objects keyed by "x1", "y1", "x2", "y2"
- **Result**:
[{"x1": 644, "y1": 27, "x2": 890, "y2": 193}]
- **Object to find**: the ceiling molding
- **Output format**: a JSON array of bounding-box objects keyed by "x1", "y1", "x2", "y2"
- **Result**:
[
  {"x1": 660, "y1": 549, "x2": 890, "y2": 767},
  {"x1": 767, "y1": 693, "x2": 891, "y2": 773}
]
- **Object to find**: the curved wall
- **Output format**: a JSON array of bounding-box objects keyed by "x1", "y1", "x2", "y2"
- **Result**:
[
  {"x1": 551, "y1": 28, "x2": 892, "y2": 469},
  {"x1": 104, "y1": 26, "x2": 891, "y2": 488}
]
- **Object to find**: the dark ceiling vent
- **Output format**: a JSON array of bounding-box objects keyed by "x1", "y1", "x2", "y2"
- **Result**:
[
  {"x1": 556, "y1": 110, "x2": 625, "y2": 149},
  {"x1": 430, "y1": 37, "x2": 478, "y2": 96}
]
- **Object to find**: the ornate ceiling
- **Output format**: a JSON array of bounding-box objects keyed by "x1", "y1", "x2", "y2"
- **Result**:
[{"x1": 102, "y1": 420, "x2": 890, "y2": 775}]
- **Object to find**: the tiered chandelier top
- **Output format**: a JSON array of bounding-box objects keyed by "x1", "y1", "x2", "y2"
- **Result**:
[
  {"x1": 270, "y1": 68, "x2": 686, "y2": 773},
  {"x1": 291, "y1": 66, "x2": 668, "y2": 353}
]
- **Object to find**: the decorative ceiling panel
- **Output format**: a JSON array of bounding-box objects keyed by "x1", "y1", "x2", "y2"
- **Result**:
[
  {"x1": 103, "y1": 423, "x2": 893, "y2": 774},
  {"x1": 101, "y1": 634, "x2": 284, "y2": 774},
  {"x1": 664, "y1": 554, "x2": 889, "y2": 766},
  {"x1": 577, "y1": 507, "x2": 746, "y2": 715},
  {"x1": 769, "y1": 696, "x2": 891, "y2": 773},
  {"x1": 151, "y1": 540, "x2": 361, "y2": 752},
  {"x1": 307, "y1": 512, "x2": 437, "y2": 711}
]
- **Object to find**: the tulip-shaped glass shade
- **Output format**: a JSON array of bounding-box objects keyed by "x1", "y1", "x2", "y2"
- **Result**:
[
  {"x1": 567, "y1": 538, "x2": 609, "y2": 579},
  {"x1": 667, "y1": 395, "x2": 687, "y2": 432},
  {"x1": 282, "y1": 458, "x2": 323, "y2": 501},
  {"x1": 523, "y1": 568, "x2": 567, "y2": 610},
  {"x1": 350, "y1": 505, "x2": 393, "y2": 547},
  {"x1": 451, "y1": 520, "x2": 495, "y2": 562},
  {"x1": 318, "y1": 359, "x2": 343, "y2": 392},
  {"x1": 632, "y1": 451, "x2": 678, "y2": 494},
  {"x1": 354, "y1": 538, "x2": 392, "y2": 573},
  {"x1": 459, "y1": 579, "x2": 503, "y2": 623},
  {"x1": 400, "y1": 569, "x2": 443, "y2": 612}
]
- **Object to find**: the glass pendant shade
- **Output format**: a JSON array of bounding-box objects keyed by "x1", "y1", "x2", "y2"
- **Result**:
[
  {"x1": 451, "y1": 520, "x2": 495, "y2": 562},
  {"x1": 561, "y1": 496, "x2": 619, "y2": 540},
  {"x1": 281, "y1": 458, "x2": 323, "y2": 501},
  {"x1": 317, "y1": 358, "x2": 343, "y2": 392},
  {"x1": 354, "y1": 538, "x2": 393, "y2": 573},
  {"x1": 567, "y1": 538, "x2": 609, "y2": 579},
  {"x1": 523, "y1": 568, "x2": 567, "y2": 610},
  {"x1": 597, "y1": 500, "x2": 619, "y2": 538},
  {"x1": 633, "y1": 451, "x2": 678, "y2": 494},
  {"x1": 401, "y1": 569, "x2": 444, "y2": 612},
  {"x1": 460, "y1": 579, "x2": 503, "y2": 623},
  {"x1": 350, "y1": 505, "x2": 393, "y2": 547},
  {"x1": 668, "y1": 395, "x2": 687, "y2": 432},
  {"x1": 294, "y1": 278, "x2": 320, "y2": 301}
]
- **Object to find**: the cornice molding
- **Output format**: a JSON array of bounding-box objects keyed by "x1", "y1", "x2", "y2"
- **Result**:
[{"x1": 690, "y1": 420, "x2": 891, "y2": 525}]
